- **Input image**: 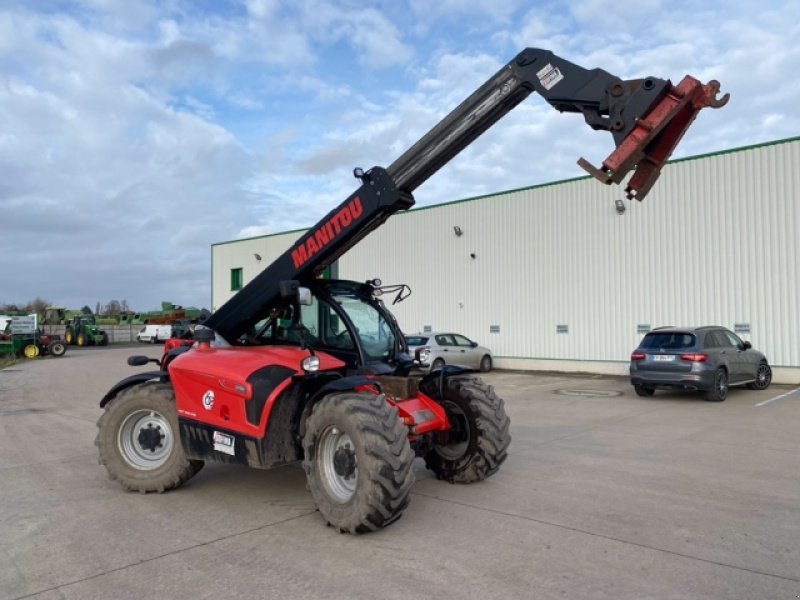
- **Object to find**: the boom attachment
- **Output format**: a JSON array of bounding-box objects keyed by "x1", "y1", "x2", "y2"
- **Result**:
[
  {"x1": 386, "y1": 48, "x2": 728, "y2": 201},
  {"x1": 578, "y1": 77, "x2": 729, "y2": 200}
]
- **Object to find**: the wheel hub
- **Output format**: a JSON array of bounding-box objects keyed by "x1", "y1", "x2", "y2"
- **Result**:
[
  {"x1": 333, "y1": 445, "x2": 356, "y2": 479},
  {"x1": 318, "y1": 427, "x2": 358, "y2": 502},
  {"x1": 137, "y1": 423, "x2": 165, "y2": 452},
  {"x1": 435, "y1": 400, "x2": 470, "y2": 460},
  {"x1": 118, "y1": 409, "x2": 174, "y2": 470}
]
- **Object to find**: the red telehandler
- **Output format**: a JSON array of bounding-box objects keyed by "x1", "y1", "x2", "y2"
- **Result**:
[{"x1": 96, "y1": 48, "x2": 727, "y2": 533}]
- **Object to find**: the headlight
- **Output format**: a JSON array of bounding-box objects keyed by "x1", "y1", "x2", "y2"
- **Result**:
[{"x1": 301, "y1": 355, "x2": 320, "y2": 373}]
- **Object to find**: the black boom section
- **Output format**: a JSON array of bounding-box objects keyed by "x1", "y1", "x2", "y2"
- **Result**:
[
  {"x1": 387, "y1": 48, "x2": 669, "y2": 192},
  {"x1": 206, "y1": 168, "x2": 414, "y2": 341}
]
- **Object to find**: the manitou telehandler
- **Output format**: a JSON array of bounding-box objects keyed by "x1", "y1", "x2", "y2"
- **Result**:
[{"x1": 96, "y1": 48, "x2": 727, "y2": 533}]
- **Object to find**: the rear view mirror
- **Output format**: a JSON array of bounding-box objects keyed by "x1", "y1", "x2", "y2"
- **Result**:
[
  {"x1": 297, "y1": 287, "x2": 312, "y2": 306},
  {"x1": 127, "y1": 355, "x2": 159, "y2": 366},
  {"x1": 279, "y1": 280, "x2": 312, "y2": 305}
]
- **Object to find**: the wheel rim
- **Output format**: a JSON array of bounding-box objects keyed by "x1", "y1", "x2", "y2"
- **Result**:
[
  {"x1": 716, "y1": 371, "x2": 728, "y2": 397},
  {"x1": 481, "y1": 357, "x2": 491, "y2": 371},
  {"x1": 318, "y1": 426, "x2": 358, "y2": 503},
  {"x1": 755, "y1": 364, "x2": 771, "y2": 389},
  {"x1": 432, "y1": 359, "x2": 445, "y2": 370},
  {"x1": 436, "y1": 400, "x2": 470, "y2": 460},
  {"x1": 24, "y1": 345, "x2": 39, "y2": 358},
  {"x1": 118, "y1": 409, "x2": 174, "y2": 470}
]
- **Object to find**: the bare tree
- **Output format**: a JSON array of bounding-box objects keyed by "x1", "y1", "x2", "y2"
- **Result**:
[
  {"x1": 24, "y1": 298, "x2": 50, "y2": 314},
  {"x1": 105, "y1": 300, "x2": 121, "y2": 316}
]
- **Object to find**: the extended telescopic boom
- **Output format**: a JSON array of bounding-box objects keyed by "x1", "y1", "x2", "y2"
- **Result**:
[{"x1": 206, "y1": 48, "x2": 727, "y2": 342}]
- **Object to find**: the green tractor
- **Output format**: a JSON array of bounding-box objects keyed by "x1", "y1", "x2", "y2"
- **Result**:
[{"x1": 64, "y1": 315, "x2": 109, "y2": 347}]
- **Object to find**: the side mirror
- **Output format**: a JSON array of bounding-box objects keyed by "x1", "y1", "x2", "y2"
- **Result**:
[
  {"x1": 297, "y1": 287, "x2": 312, "y2": 306},
  {"x1": 279, "y1": 280, "x2": 313, "y2": 305},
  {"x1": 127, "y1": 355, "x2": 159, "y2": 366},
  {"x1": 470, "y1": 341, "x2": 478, "y2": 348},
  {"x1": 742, "y1": 340, "x2": 752, "y2": 350}
]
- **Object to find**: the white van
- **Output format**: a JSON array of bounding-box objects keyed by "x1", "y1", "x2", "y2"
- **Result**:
[{"x1": 136, "y1": 324, "x2": 173, "y2": 343}]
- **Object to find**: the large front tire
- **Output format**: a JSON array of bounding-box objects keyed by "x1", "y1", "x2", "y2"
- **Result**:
[
  {"x1": 420, "y1": 375, "x2": 511, "y2": 483},
  {"x1": 302, "y1": 392, "x2": 415, "y2": 534},
  {"x1": 76, "y1": 330, "x2": 88, "y2": 347},
  {"x1": 96, "y1": 383, "x2": 203, "y2": 493}
]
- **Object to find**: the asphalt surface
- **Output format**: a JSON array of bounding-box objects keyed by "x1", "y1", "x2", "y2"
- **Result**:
[{"x1": 1, "y1": 346, "x2": 799, "y2": 600}]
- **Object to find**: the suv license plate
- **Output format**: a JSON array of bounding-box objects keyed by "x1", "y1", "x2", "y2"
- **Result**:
[{"x1": 651, "y1": 354, "x2": 676, "y2": 361}]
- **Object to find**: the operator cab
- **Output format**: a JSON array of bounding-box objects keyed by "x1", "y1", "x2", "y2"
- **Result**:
[{"x1": 247, "y1": 279, "x2": 412, "y2": 376}]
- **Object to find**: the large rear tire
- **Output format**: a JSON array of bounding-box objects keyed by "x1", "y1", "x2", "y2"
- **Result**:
[
  {"x1": 302, "y1": 392, "x2": 415, "y2": 534},
  {"x1": 96, "y1": 383, "x2": 203, "y2": 493},
  {"x1": 76, "y1": 329, "x2": 88, "y2": 347},
  {"x1": 64, "y1": 327, "x2": 74, "y2": 345},
  {"x1": 420, "y1": 375, "x2": 511, "y2": 483}
]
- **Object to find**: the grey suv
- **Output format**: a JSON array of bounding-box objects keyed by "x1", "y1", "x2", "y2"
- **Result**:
[{"x1": 629, "y1": 326, "x2": 772, "y2": 401}]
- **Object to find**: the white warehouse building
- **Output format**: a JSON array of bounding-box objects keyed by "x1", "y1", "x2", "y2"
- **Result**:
[{"x1": 212, "y1": 137, "x2": 800, "y2": 384}]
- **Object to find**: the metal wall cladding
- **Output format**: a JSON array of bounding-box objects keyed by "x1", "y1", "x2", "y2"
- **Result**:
[{"x1": 213, "y1": 139, "x2": 799, "y2": 368}]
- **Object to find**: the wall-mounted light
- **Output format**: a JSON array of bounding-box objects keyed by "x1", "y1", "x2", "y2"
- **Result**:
[
  {"x1": 453, "y1": 225, "x2": 463, "y2": 236},
  {"x1": 614, "y1": 199, "x2": 626, "y2": 215},
  {"x1": 254, "y1": 253, "x2": 262, "y2": 261}
]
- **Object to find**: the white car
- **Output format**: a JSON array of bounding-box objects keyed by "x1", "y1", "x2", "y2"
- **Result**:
[
  {"x1": 405, "y1": 332, "x2": 493, "y2": 372},
  {"x1": 136, "y1": 324, "x2": 172, "y2": 344}
]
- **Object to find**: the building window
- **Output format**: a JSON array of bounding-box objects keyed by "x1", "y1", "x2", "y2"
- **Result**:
[{"x1": 230, "y1": 268, "x2": 243, "y2": 291}]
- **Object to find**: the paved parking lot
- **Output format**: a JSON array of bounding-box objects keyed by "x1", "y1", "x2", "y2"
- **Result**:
[{"x1": 2, "y1": 346, "x2": 799, "y2": 599}]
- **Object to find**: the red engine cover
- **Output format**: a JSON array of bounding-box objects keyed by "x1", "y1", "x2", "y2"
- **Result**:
[{"x1": 169, "y1": 345, "x2": 345, "y2": 436}]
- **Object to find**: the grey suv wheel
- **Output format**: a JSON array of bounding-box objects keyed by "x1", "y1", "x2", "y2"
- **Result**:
[{"x1": 705, "y1": 368, "x2": 728, "y2": 402}]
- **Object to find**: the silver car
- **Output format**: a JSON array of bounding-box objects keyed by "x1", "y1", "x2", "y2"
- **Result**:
[{"x1": 405, "y1": 332, "x2": 493, "y2": 372}]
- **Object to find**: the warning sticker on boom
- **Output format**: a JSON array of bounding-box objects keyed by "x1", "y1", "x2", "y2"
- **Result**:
[{"x1": 536, "y1": 63, "x2": 564, "y2": 90}]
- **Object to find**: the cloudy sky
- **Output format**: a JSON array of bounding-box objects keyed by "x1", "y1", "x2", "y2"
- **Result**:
[{"x1": 1, "y1": 0, "x2": 798, "y2": 312}]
